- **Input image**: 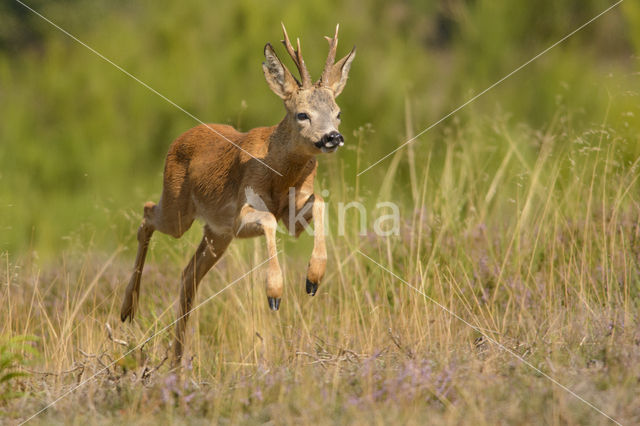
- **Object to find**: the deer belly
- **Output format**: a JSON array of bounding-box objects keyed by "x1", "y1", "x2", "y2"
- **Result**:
[{"x1": 192, "y1": 197, "x2": 236, "y2": 236}]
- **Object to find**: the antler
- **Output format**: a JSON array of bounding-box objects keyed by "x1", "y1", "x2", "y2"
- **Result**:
[
  {"x1": 281, "y1": 23, "x2": 312, "y2": 88},
  {"x1": 320, "y1": 24, "x2": 340, "y2": 87}
]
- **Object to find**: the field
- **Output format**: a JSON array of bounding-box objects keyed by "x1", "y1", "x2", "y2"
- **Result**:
[{"x1": 2, "y1": 1, "x2": 640, "y2": 425}]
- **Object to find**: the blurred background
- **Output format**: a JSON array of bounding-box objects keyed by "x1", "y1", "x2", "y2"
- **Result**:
[{"x1": 1, "y1": 0, "x2": 639, "y2": 257}]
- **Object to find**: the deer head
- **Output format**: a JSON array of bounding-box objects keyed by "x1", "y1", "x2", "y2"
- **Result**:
[{"x1": 263, "y1": 24, "x2": 356, "y2": 154}]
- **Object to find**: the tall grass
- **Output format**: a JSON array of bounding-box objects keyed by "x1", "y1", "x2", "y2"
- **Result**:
[{"x1": 1, "y1": 103, "x2": 639, "y2": 423}]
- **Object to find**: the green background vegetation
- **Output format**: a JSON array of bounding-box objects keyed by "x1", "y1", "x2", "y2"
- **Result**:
[
  {"x1": 1, "y1": 0, "x2": 638, "y2": 256},
  {"x1": 2, "y1": 1, "x2": 640, "y2": 424}
]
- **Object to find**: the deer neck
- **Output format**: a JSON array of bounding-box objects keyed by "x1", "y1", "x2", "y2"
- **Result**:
[{"x1": 269, "y1": 118, "x2": 316, "y2": 183}]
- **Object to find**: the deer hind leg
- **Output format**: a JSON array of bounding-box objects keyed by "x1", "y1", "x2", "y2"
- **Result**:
[
  {"x1": 174, "y1": 227, "x2": 232, "y2": 363},
  {"x1": 120, "y1": 187, "x2": 196, "y2": 322},
  {"x1": 120, "y1": 202, "x2": 156, "y2": 322}
]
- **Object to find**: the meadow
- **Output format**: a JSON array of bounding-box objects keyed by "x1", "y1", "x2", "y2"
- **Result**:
[{"x1": 1, "y1": 0, "x2": 640, "y2": 424}]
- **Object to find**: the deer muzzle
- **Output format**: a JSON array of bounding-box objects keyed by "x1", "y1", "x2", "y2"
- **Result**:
[{"x1": 315, "y1": 131, "x2": 344, "y2": 152}]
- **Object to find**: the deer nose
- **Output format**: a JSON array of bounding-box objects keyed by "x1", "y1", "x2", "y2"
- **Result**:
[{"x1": 322, "y1": 131, "x2": 344, "y2": 147}]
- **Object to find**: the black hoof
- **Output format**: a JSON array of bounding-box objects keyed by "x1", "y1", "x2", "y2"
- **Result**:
[
  {"x1": 268, "y1": 297, "x2": 281, "y2": 311},
  {"x1": 306, "y1": 279, "x2": 318, "y2": 296}
]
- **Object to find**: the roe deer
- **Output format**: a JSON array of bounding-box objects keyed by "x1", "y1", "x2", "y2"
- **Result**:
[{"x1": 120, "y1": 24, "x2": 356, "y2": 361}]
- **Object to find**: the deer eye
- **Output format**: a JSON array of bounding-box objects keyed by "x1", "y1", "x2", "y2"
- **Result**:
[
  {"x1": 296, "y1": 112, "x2": 310, "y2": 121},
  {"x1": 337, "y1": 111, "x2": 341, "y2": 120}
]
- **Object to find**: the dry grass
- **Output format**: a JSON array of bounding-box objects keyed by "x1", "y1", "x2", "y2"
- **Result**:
[{"x1": 2, "y1": 116, "x2": 640, "y2": 425}]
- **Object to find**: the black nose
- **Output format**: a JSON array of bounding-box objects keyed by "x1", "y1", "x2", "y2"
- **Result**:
[{"x1": 322, "y1": 131, "x2": 344, "y2": 147}]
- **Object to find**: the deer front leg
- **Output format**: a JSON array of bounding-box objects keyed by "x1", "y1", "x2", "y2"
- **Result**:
[
  {"x1": 305, "y1": 194, "x2": 326, "y2": 296},
  {"x1": 236, "y1": 204, "x2": 283, "y2": 310},
  {"x1": 283, "y1": 192, "x2": 327, "y2": 296}
]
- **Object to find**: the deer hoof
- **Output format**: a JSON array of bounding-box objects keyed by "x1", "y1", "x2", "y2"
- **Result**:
[
  {"x1": 120, "y1": 305, "x2": 135, "y2": 323},
  {"x1": 268, "y1": 297, "x2": 281, "y2": 311},
  {"x1": 306, "y1": 279, "x2": 318, "y2": 296}
]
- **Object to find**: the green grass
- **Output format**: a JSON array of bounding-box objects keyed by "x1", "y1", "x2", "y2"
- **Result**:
[{"x1": 2, "y1": 0, "x2": 640, "y2": 424}]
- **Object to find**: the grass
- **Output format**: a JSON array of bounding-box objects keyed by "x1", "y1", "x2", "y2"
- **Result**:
[
  {"x1": 1, "y1": 107, "x2": 639, "y2": 425},
  {"x1": 2, "y1": 2, "x2": 639, "y2": 424}
]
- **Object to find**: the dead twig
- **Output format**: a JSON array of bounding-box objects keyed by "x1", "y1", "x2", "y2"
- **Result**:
[
  {"x1": 141, "y1": 343, "x2": 171, "y2": 383},
  {"x1": 23, "y1": 364, "x2": 84, "y2": 377},
  {"x1": 388, "y1": 328, "x2": 414, "y2": 359},
  {"x1": 105, "y1": 322, "x2": 128, "y2": 347}
]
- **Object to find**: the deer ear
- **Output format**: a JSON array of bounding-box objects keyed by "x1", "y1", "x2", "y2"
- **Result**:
[
  {"x1": 326, "y1": 46, "x2": 356, "y2": 97},
  {"x1": 263, "y1": 43, "x2": 299, "y2": 99}
]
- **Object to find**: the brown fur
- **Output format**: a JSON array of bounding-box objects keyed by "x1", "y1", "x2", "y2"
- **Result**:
[{"x1": 120, "y1": 24, "x2": 355, "y2": 362}]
